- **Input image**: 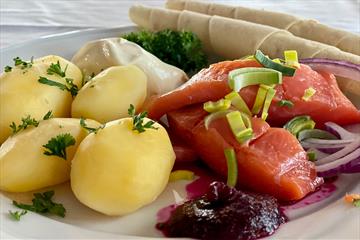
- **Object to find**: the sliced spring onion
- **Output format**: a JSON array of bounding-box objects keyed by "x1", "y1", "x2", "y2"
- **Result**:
[
  {"x1": 307, "y1": 151, "x2": 317, "y2": 161},
  {"x1": 251, "y1": 84, "x2": 269, "y2": 114},
  {"x1": 283, "y1": 115, "x2": 316, "y2": 137},
  {"x1": 204, "y1": 110, "x2": 232, "y2": 130},
  {"x1": 225, "y1": 91, "x2": 252, "y2": 116},
  {"x1": 261, "y1": 88, "x2": 276, "y2": 120},
  {"x1": 240, "y1": 55, "x2": 255, "y2": 60},
  {"x1": 228, "y1": 67, "x2": 282, "y2": 92},
  {"x1": 224, "y1": 148, "x2": 238, "y2": 187},
  {"x1": 277, "y1": 99, "x2": 294, "y2": 108},
  {"x1": 302, "y1": 87, "x2": 316, "y2": 101},
  {"x1": 297, "y1": 129, "x2": 338, "y2": 141},
  {"x1": 254, "y1": 50, "x2": 296, "y2": 76},
  {"x1": 240, "y1": 112, "x2": 252, "y2": 129},
  {"x1": 203, "y1": 99, "x2": 231, "y2": 113},
  {"x1": 272, "y1": 58, "x2": 283, "y2": 64},
  {"x1": 226, "y1": 111, "x2": 253, "y2": 144},
  {"x1": 169, "y1": 170, "x2": 195, "y2": 182},
  {"x1": 284, "y1": 50, "x2": 300, "y2": 68}
]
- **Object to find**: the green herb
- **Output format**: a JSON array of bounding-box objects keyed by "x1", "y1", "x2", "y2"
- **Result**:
[
  {"x1": 10, "y1": 115, "x2": 39, "y2": 134},
  {"x1": 38, "y1": 77, "x2": 78, "y2": 97},
  {"x1": 224, "y1": 148, "x2": 238, "y2": 187},
  {"x1": 47, "y1": 61, "x2": 68, "y2": 77},
  {"x1": 8, "y1": 210, "x2": 27, "y2": 221},
  {"x1": 42, "y1": 133, "x2": 76, "y2": 160},
  {"x1": 4, "y1": 66, "x2": 12, "y2": 72},
  {"x1": 43, "y1": 110, "x2": 53, "y2": 120},
  {"x1": 354, "y1": 199, "x2": 360, "y2": 207},
  {"x1": 123, "y1": 29, "x2": 208, "y2": 74},
  {"x1": 80, "y1": 118, "x2": 104, "y2": 134},
  {"x1": 13, "y1": 57, "x2": 33, "y2": 70},
  {"x1": 278, "y1": 100, "x2": 294, "y2": 108},
  {"x1": 307, "y1": 151, "x2": 316, "y2": 161},
  {"x1": 13, "y1": 191, "x2": 65, "y2": 218},
  {"x1": 128, "y1": 104, "x2": 158, "y2": 133}
]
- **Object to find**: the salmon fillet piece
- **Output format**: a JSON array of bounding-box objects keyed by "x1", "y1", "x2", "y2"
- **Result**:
[{"x1": 168, "y1": 105, "x2": 323, "y2": 201}]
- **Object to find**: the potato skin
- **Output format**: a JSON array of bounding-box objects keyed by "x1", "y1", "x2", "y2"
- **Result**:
[
  {"x1": 71, "y1": 65, "x2": 147, "y2": 123},
  {"x1": 70, "y1": 118, "x2": 175, "y2": 216},
  {"x1": 0, "y1": 55, "x2": 82, "y2": 143},
  {"x1": 0, "y1": 118, "x2": 100, "y2": 192}
]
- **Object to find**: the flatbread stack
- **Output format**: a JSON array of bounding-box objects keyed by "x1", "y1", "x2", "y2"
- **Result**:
[{"x1": 129, "y1": 5, "x2": 360, "y2": 64}]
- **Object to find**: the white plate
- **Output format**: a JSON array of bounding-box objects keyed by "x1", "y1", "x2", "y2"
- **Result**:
[{"x1": 1, "y1": 26, "x2": 360, "y2": 240}]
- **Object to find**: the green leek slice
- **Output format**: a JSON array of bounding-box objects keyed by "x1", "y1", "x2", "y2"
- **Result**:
[
  {"x1": 169, "y1": 170, "x2": 195, "y2": 182},
  {"x1": 254, "y1": 50, "x2": 296, "y2": 76},
  {"x1": 261, "y1": 88, "x2": 277, "y2": 120},
  {"x1": 307, "y1": 151, "x2": 316, "y2": 162},
  {"x1": 251, "y1": 84, "x2": 274, "y2": 114},
  {"x1": 284, "y1": 50, "x2": 300, "y2": 68},
  {"x1": 204, "y1": 110, "x2": 232, "y2": 130},
  {"x1": 224, "y1": 148, "x2": 238, "y2": 187},
  {"x1": 203, "y1": 99, "x2": 231, "y2": 113},
  {"x1": 228, "y1": 67, "x2": 282, "y2": 92},
  {"x1": 278, "y1": 99, "x2": 294, "y2": 108},
  {"x1": 297, "y1": 129, "x2": 337, "y2": 141},
  {"x1": 283, "y1": 115, "x2": 316, "y2": 137},
  {"x1": 302, "y1": 87, "x2": 316, "y2": 101},
  {"x1": 225, "y1": 91, "x2": 252, "y2": 116},
  {"x1": 226, "y1": 111, "x2": 253, "y2": 144}
]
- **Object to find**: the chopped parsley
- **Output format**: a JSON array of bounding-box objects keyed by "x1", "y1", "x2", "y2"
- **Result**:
[
  {"x1": 13, "y1": 191, "x2": 66, "y2": 218},
  {"x1": 4, "y1": 66, "x2": 12, "y2": 72},
  {"x1": 42, "y1": 133, "x2": 76, "y2": 160},
  {"x1": 47, "y1": 61, "x2": 68, "y2": 77},
  {"x1": 277, "y1": 99, "x2": 294, "y2": 108},
  {"x1": 10, "y1": 111, "x2": 53, "y2": 134},
  {"x1": 43, "y1": 110, "x2": 53, "y2": 120},
  {"x1": 8, "y1": 210, "x2": 27, "y2": 221},
  {"x1": 38, "y1": 77, "x2": 78, "y2": 97},
  {"x1": 128, "y1": 104, "x2": 158, "y2": 133},
  {"x1": 80, "y1": 118, "x2": 104, "y2": 134},
  {"x1": 4, "y1": 57, "x2": 33, "y2": 72}
]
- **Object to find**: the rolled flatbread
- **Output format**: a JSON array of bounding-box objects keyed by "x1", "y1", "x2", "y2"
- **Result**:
[
  {"x1": 166, "y1": 0, "x2": 360, "y2": 56},
  {"x1": 129, "y1": 5, "x2": 360, "y2": 65}
]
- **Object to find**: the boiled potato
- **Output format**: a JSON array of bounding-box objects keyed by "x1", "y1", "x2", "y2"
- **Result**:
[
  {"x1": 71, "y1": 65, "x2": 147, "y2": 123},
  {"x1": 0, "y1": 55, "x2": 82, "y2": 143},
  {"x1": 71, "y1": 118, "x2": 175, "y2": 216},
  {"x1": 0, "y1": 118, "x2": 101, "y2": 192}
]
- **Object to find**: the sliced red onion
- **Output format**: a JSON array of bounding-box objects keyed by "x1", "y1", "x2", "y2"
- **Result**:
[
  {"x1": 325, "y1": 122, "x2": 359, "y2": 140},
  {"x1": 300, "y1": 58, "x2": 360, "y2": 82},
  {"x1": 303, "y1": 138, "x2": 354, "y2": 145},
  {"x1": 301, "y1": 140, "x2": 348, "y2": 150},
  {"x1": 315, "y1": 139, "x2": 360, "y2": 165}
]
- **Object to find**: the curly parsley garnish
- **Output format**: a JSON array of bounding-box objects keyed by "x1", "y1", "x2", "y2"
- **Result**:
[
  {"x1": 8, "y1": 210, "x2": 27, "y2": 221},
  {"x1": 42, "y1": 133, "x2": 76, "y2": 160},
  {"x1": 47, "y1": 61, "x2": 68, "y2": 77},
  {"x1": 80, "y1": 118, "x2": 104, "y2": 134},
  {"x1": 128, "y1": 104, "x2": 158, "y2": 133},
  {"x1": 38, "y1": 77, "x2": 78, "y2": 97},
  {"x1": 13, "y1": 191, "x2": 66, "y2": 218},
  {"x1": 9, "y1": 111, "x2": 53, "y2": 134}
]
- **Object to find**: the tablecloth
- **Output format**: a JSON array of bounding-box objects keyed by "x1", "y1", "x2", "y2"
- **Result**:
[{"x1": 1, "y1": 0, "x2": 359, "y2": 48}]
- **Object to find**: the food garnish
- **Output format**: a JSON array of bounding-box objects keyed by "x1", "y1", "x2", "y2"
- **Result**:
[
  {"x1": 252, "y1": 84, "x2": 270, "y2": 114},
  {"x1": 38, "y1": 77, "x2": 79, "y2": 97},
  {"x1": 42, "y1": 133, "x2": 76, "y2": 160},
  {"x1": 42, "y1": 110, "x2": 53, "y2": 120},
  {"x1": 344, "y1": 193, "x2": 360, "y2": 207},
  {"x1": 261, "y1": 87, "x2": 276, "y2": 120},
  {"x1": 283, "y1": 115, "x2": 315, "y2": 137},
  {"x1": 297, "y1": 129, "x2": 337, "y2": 141},
  {"x1": 9, "y1": 111, "x2": 53, "y2": 134},
  {"x1": 302, "y1": 87, "x2": 316, "y2": 101},
  {"x1": 277, "y1": 100, "x2": 294, "y2": 108},
  {"x1": 4, "y1": 57, "x2": 34, "y2": 73},
  {"x1": 123, "y1": 29, "x2": 207, "y2": 74},
  {"x1": 226, "y1": 111, "x2": 253, "y2": 144},
  {"x1": 204, "y1": 110, "x2": 232, "y2": 130},
  {"x1": 225, "y1": 91, "x2": 252, "y2": 116},
  {"x1": 284, "y1": 50, "x2": 300, "y2": 68},
  {"x1": 224, "y1": 148, "x2": 238, "y2": 187},
  {"x1": 169, "y1": 170, "x2": 195, "y2": 182},
  {"x1": 254, "y1": 50, "x2": 296, "y2": 76},
  {"x1": 13, "y1": 191, "x2": 66, "y2": 217},
  {"x1": 80, "y1": 118, "x2": 104, "y2": 134},
  {"x1": 8, "y1": 210, "x2": 27, "y2": 221},
  {"x1": 307, "y1": 151, "x2": 316, "y2": 161},
  {"x1": 4, "y1": 66, "x2": 12, "y2": 72},
  {"x1": 128, "y1": 104, "x2": 158, "y2": 133},
  {"x1": 203, "y1": 99, "x2": 231, "y2": 113},
  {"x1": 47, "y1": 61, "x2": 68, "y2": 77}
]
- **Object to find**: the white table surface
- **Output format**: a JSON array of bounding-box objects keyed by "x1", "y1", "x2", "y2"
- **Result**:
[{"x1": 1, "y1": 0, "x2": 359, "y2": 49}]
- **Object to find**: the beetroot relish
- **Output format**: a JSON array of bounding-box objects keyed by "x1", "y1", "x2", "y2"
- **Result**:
[{"x1": 156, "y1": 181, "x2": 286, "y2": 240}]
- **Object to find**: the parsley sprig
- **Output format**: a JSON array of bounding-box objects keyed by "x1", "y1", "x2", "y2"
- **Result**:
[
  {"x1": 13, "y1": 191, "x2": 66, "y2": 218},
  {"x1": 9, "y1": 111, "x2": 53, "y2": 134},
  {"x1": 4, "y1": 57, "x2": 33, "y2": 73},
  {"x1": 128, "y1": 104, "x2": 158, "y2": 133},
  {"x1": 8, "y1": 210, "x2": 27, "y2": 221},
  {"x1": 47, "y1": 61, "x2": 68, "y2": 77},
  {"x1": 80, "y1": 118, "x2": 104, "y2": 134},
  {"x1": 38, "y1": 77, "x2": 78, "y2": 97},
  {"x1": 42, "y1": 133, "x2": 76, "y2": 160}
]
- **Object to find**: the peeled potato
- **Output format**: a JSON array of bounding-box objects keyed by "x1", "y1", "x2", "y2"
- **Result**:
[
  {"x1": 0, "y1": 55, "x2": 82, "y2": 143},
  {"x1": 71, "y1": 118, "x2": 175, "y2": 216},
  {"x1": 71, "y1": 65, "x2": 147, "y2": 123},
  {"x1": 0, "y1": 118, "x2": 100, "y2": 192}
]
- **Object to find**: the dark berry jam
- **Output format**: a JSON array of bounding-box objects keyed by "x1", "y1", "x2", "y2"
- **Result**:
[{"x1": 156, "y1": 181, "x2": 286, "y2": 240}]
